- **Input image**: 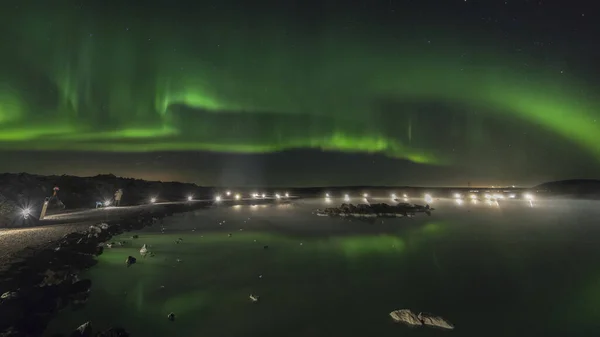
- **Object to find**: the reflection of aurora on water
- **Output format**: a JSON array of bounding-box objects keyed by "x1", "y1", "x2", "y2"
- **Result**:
[{"x1": 0, "y1": 2, "x2": 599, "y2": 168}]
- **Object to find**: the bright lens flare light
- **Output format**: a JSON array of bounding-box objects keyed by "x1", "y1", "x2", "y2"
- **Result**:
[
  {"x1": 424, "y1": 194, "x2": 433, "y2": 204},
  {"x1": 215, "y1": 195, "x2": 222, "y2": 202},
  {"x1": 524, "y1": 193, "x2": 534, "y2": 201},
  {"x1": 103, "y1": 200, "x2": 111, "y2": 206},
  {"x1": 187, "y1": 196, "x2": 193, "y2": 201},
  {"x1": 456, "y1": 199, "x2": 464, "y2": 205},
  {"x1": 285, "y1": 192, "x2": 289, "y2": 198},
  {"x1": 21, "y1": 208, "x2": 31, "y2": 218},
  {"x1": 150, "y1": 197, "x2": 157, "y2": 203},
  {"x1": 470, "y1": 194, "x2": 477, "y2": 199},
  {"x1": 363, "y1": 193, "x2": 368, "y2": 198},
  {"x1": 325, "y1": 193, "x2": 330, "y2": 198},
  {"x1": 391, "y1": 193, "x2": 396, "y2": 199},
  {"x1": 344, "y1": 194, "x2": 350, "y2": 202},
  {"x1": 275, "y1": 193, "x2": 281, "y2": 199},
  {"x1": 226, "y1": 191, "x2": 231, "y2": 196},
  {"x1": 261, "y1": 193, "x2": 266, "y2": 198},
  {"x1": 454, "y1": 193, "x2": 461, "y2": 199},
  {"x1": 235, "y1": 194, "x2": 241, "y2": 200}
]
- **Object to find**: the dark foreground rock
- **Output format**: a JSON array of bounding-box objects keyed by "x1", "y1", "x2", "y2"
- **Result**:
[
  {"x1": 315, "y1": 202, "x2": 434, "y2": 218},
  {"x1": 0, "y1": 202, "x2": 211, "y2": 337}
]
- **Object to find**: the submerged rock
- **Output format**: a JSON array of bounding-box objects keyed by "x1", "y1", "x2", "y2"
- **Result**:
[
  {"x1": 167, "y1": 312, "x2": 175, "y2": 321},
  {"x1": 125, "y1": 256, "x2": 136, "y2": 267}
]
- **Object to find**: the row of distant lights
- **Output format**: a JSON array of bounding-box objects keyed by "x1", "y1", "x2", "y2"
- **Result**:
[
  {"x1": 322, "y1": 192, "x2": 535, "y2": 204},
  {"x1": 324, "y1": 193, "x2": 411, "y2": 202},
  {"x1": 215, "y1": 191, "x2": 290, "y2": 202}
]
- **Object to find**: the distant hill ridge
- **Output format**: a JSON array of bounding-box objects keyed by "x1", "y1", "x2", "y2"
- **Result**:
[{"x1": 533, "y1": 179, "x2": 600, "y2": 194}]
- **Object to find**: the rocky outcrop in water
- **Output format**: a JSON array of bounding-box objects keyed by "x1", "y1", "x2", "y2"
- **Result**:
[
  {"x1": 389, "y1": 309, "x2": 454, "y2": 330},
  {"x1": 315, "y1": 203, "x2": 433, "y2": 218}
]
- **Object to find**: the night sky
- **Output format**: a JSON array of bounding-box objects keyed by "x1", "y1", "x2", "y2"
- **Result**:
[{"x1": 0, "y1": 0, "x2": 598, "y2": 187}]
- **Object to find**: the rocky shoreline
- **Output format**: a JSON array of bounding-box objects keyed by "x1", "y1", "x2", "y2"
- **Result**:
[
  {"x1": 0, "y1": 202, "x2": 215, "y2": 337},
  {"x1": 315, "y1": 202, "x2": 434, "y2": 218}
]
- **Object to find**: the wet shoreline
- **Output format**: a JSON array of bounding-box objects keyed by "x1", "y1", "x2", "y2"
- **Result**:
[{"x1": 0, "y1": 199, "x2": 280, "y2": 337}]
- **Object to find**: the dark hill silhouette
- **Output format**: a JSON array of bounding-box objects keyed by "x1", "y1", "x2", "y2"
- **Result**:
[{"x1": 533, "y1": 179, "x2": 600, "y2": 196}]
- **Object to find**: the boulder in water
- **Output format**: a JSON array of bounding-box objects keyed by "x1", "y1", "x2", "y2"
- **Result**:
[
  {"x1": 70, "y1": 321, "x2": 92, "y2": 337},
  {"x1": 389, "y1": 309, "x2": 422, "y2": 327},
  {"x1": 125, "y1": 256, "x2": 136, "y2": 267},
  {"x1": 418, "y1": 312, "x2": 454, "y2": 330}
]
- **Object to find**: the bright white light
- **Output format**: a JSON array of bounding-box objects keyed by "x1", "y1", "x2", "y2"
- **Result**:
[
  {"x1": 403, "y1": 194, "x2": 408, "y2": 198},
  {"x1": 285, "y1": 192, "x2": 289, "y2": 198},
  {"x1": 187, "y1": 196, "x2": 193, "y2": 201},
  {"x1": 235, "y1": 194, "x2": 241, "y2": 200},
  {"x1": 391, "y1": 193, "x2": 396, "y2": 199},
  {"x1": 252, "y1": 193, "x2": 258, "y2": 198},
  {"x1": 276, "y1": 194, "x2": 281, "y2": 199},
  {"x1": 261, "y1": 193, "x2": 266, "y2": 198},
  {"x1": 493, "y1": 194, "x2": 504, "y2": 199},
  {"x1": 363, "y1": 193, "x2": 368, "y2": 198},
  {"x1": 456, "y1": 199, "x2": 463, "y2": 205},
  {"x1": 344, "y1": 194, "x2": 350, "y2": 201},
  {"x1": 104, "y1": 200, "x2": 111, "y2": 206},
  {"x1": 424, "y1": 194, "x2": 433, "y2": 203},
  {"x1": 150, "y1": 197, "x2": 157, "y2": 203},
  {"x1": 215, "y1": 195, "x2": 222, "y2": 202},
  {"x1": 524, "y1": 193, "x2": 534, "y2": 201},
  {"x1": 470, "y1": 194, "x2": 477, "y2": 199},
  {"x1": 454, "y1": 193, "x2": 461, "y2": 199},
  {"x1": 21, "y1": 208, "x2": 31, "y2": 217},
  {"x1": 325, "y1": 193, "x2": 330, "y2": 198},
  {"x1": 509, "y1": 194, "x2": 516, "y2": 199},
  {"x1": 484, "y1": 194, "x2": 491, "y2": 199},
  {"x1": 226, "y1": 191, "x2": 231, "y2": 196}
]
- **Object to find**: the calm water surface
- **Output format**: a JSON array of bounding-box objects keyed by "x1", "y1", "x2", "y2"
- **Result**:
[{"x1": 45, "y1": 197, "x2": 600, "y2": 336}]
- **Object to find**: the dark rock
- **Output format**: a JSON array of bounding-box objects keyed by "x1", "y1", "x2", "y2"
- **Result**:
[
  {"x1": 263, "y1": 245, "x2": 269, "y2": 250},
  {"x1": 125, "y1": 256, "x2": 136, "y2": 267},
  {"x1": 167, "y1": 312, "x2": 175, "y2": 321}
]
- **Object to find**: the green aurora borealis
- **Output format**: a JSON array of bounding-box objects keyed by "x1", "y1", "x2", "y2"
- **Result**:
[{"x1": 1, "y1": 1, "x2": 599, "y2": 170}]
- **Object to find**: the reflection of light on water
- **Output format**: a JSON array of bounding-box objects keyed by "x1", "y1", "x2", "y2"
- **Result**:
[
  {"x1": 424, "y1": 194, "x2": 433, "y2": 203},
  {"x1": 471, "y1": 199, "x2": 478, "y2": 204},
  {"x1": 344, "y1": 194, "x2": 350, "y2": 202},
  {"x1": 455, "y1": 199, "x2": 463, "y2": 205},
  {"x1": 529, "y1": 200, "x2": 534, "y2": 208}
]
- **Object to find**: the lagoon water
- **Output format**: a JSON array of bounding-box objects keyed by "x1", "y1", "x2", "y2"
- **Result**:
[{"x1": 45, "y1": 197, "x2": 600, "y2": 336}]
